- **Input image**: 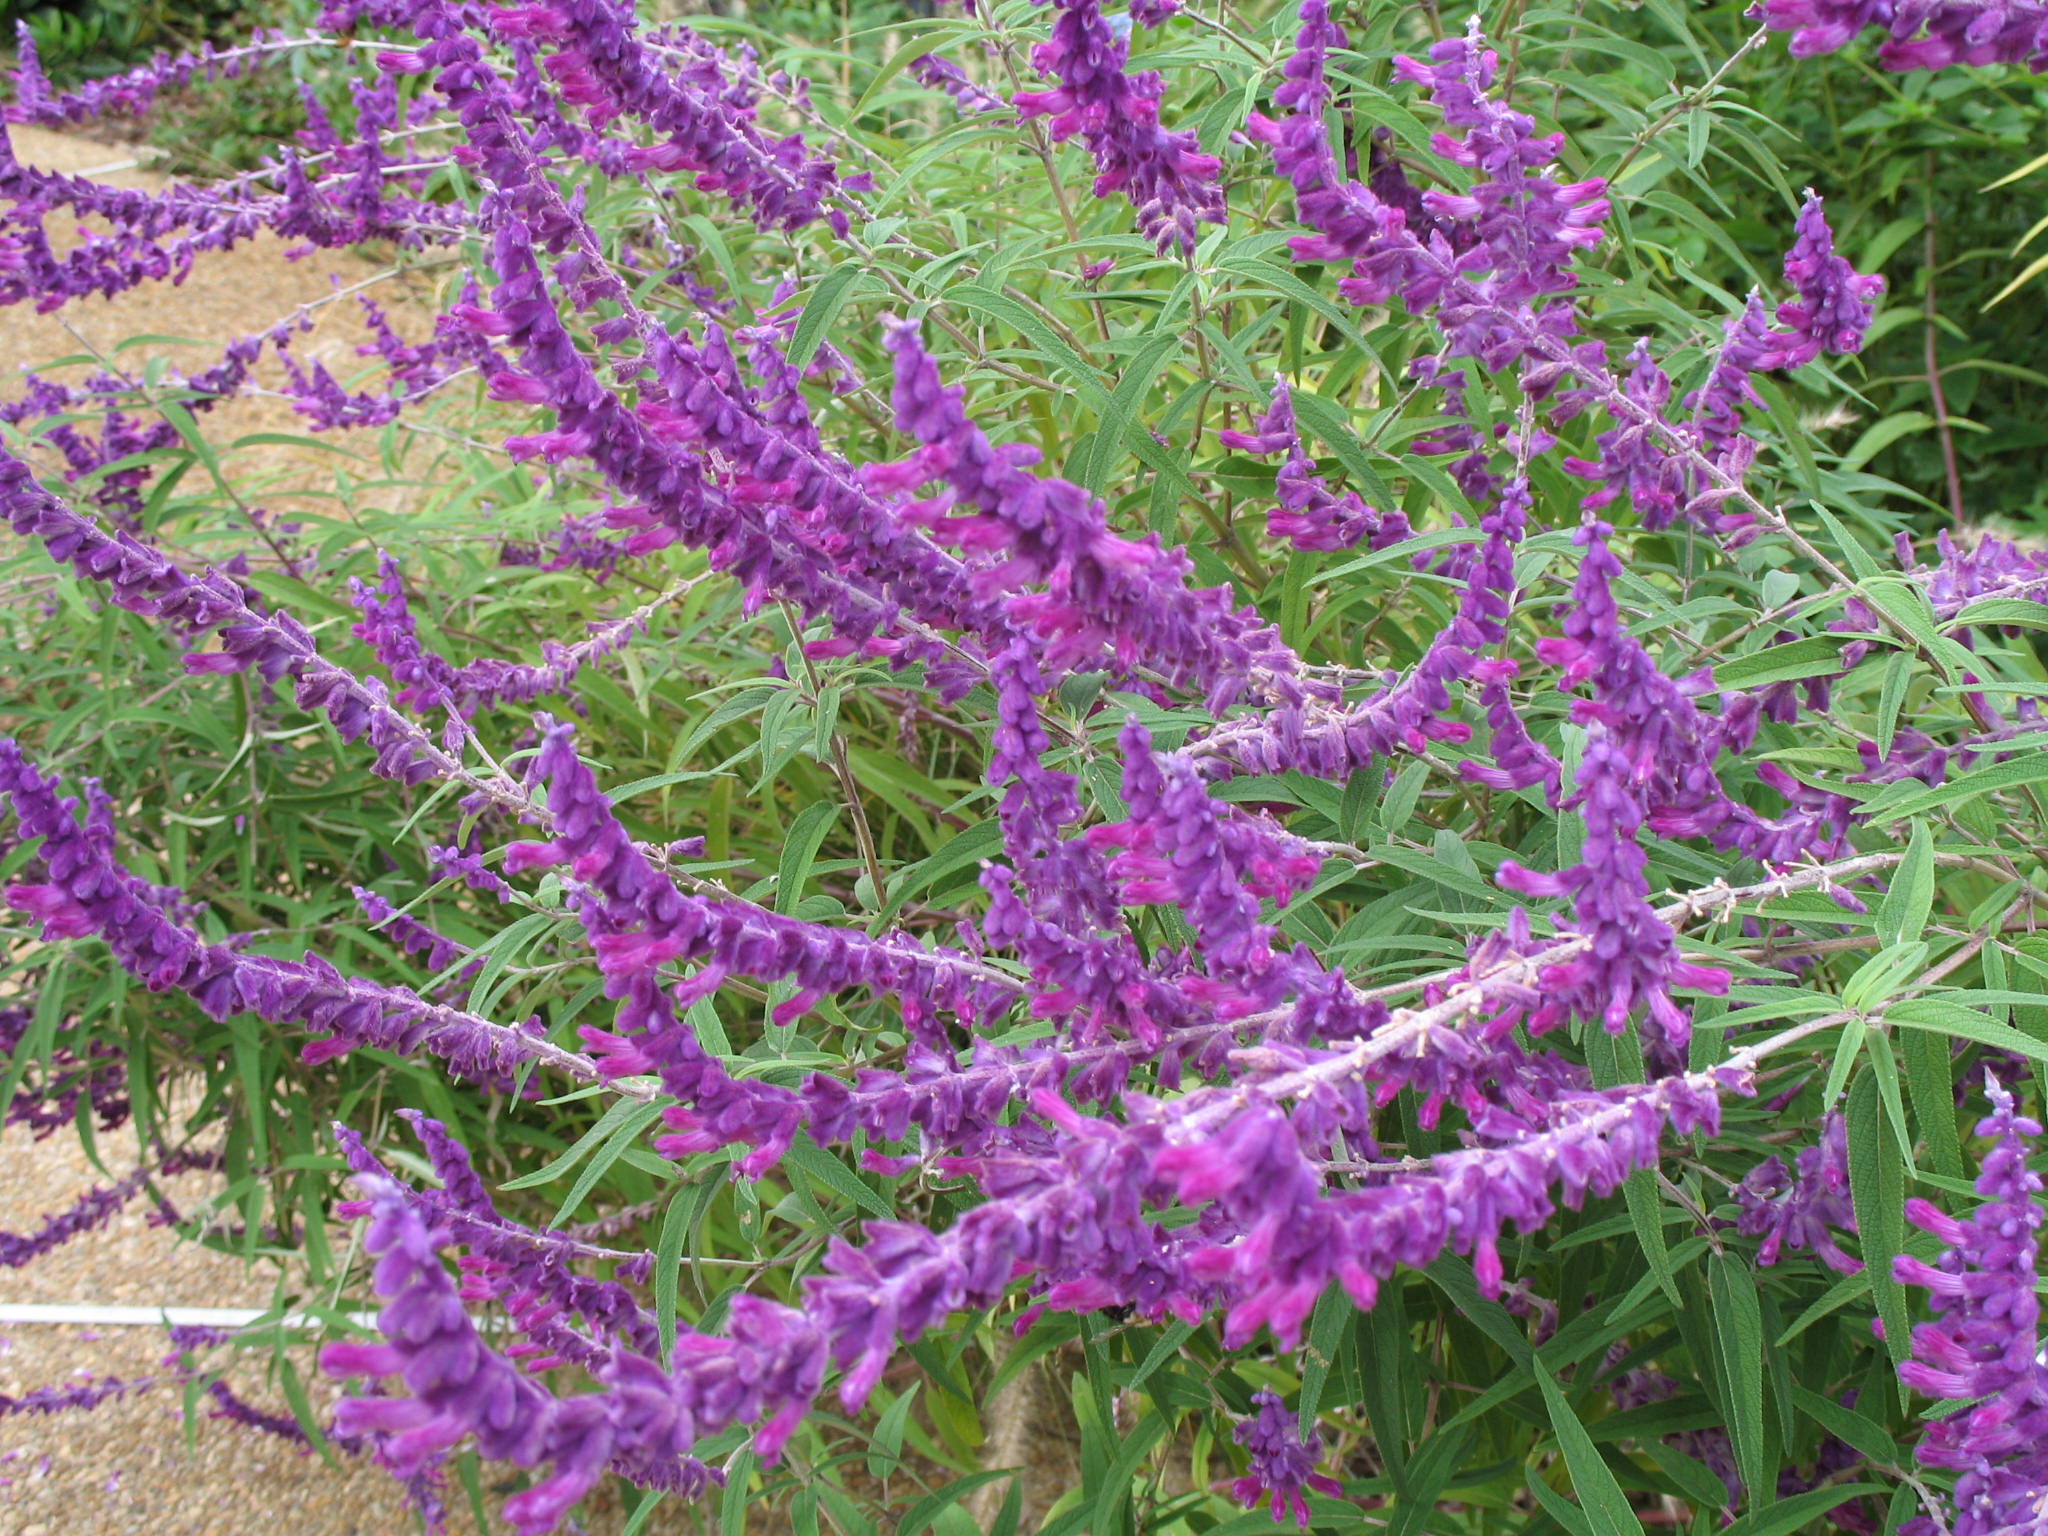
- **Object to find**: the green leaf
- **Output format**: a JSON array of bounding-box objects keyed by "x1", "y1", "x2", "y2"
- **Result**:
[
  {"x1": 232, "y1": 1020, "x2": 269, "y2": 1169},
  {"x1": 1707, "y1": 1253, "x2": 1766, "y2": 1510},
  {"x1": 1640, "y1": 1438, "x2": 1735, "y2": 1513},
  {"x1": 1534, "y1": 1360, "x2": 1647, "y2": 1536},
  {"x1": 1891, "y1": 996, "x2": 2048, "y2": 1068},
  {"x1": 783, "y1": 1130, "x2": 892, "y2": 1219},
  {"x1": 897, "y1": 1472, "x2": 1016, "y2": 1536},
  {"x1": 1378, "y1": 760, "x2": 1428, "y2": 839},
  {"x1": 1875, "y1": 651, "x2": 1911, "y2": 757},
  {"x1": 1586, "y1": 1027, "x2": 1677, "y2": 1303},
  {"x1": 1716, "y1": 1484, "x2": 1889, "y2": 1536},
  {"x1": 1984, "y1": 147, "x2": 2048, "y2": 190},
  {"x1": 1987, "y1": 249, "x2": 2048, "y2": 308},
  {"x1": 1788, "y1": 1386, "x2": 1895, "y2": 1468},
  {"x1": 620, "y1": 1492, "x2": 667, "y2": 1536},
  {"x1": 501, "y1": 1093, "x2": 652, "y2": 1191},
  {"x1": 1839, "y1": 411, "x2": 1935, "y2": 471},
  {"x1": 654, "y1": 1181, "x2": 692, "y2": 1367},
  {"x1": 1879, "y1": 822, "x2": 1936, "y2": 947},
  {"x1": 944, "y1": 289, "x2": 1111, "y2": 409},
  {"x1": 1081, "y1": 329, "x2": 1182, "y2": 494},
  {"x1": 882, "y1": 819, "x2": 1004, "y2": 913},
  {"x1": 1525, "y1": 1470, "x2": 1596, "y2": 1536},
  {"x1": 1356, "y1": 1281, "x2": 1413, "y2": 1488},
  {"x1": 1710, "y1": 636, "x2": 1848, "y2": 690},
  {"x1": 1846, "y1": 1071, "x2": 1911, "y2": 1378},
  {"x1": 1775, "y1": 1264, "x2": 1872, "y2": 1345},
  {"x1": 1297, "y1": 1284, "x2": 1350, "y2": 1429},
  {"x1": 720, "y1": 1447, "x2": 755, "y2": 1536},
  {"x1": 1901, "y1": 1024, "x2": 1964, "y2": 1180},
  {"x1": 776, "y1": 801, "x2": 840, "y2": 916},
  {"x1": 1944, "y1": 597, "x2": 2048, "y2": 632},
  {"x1": 1822, "y1": 1016, "x2": 1869, "y2": 1109},
  {"x1": 1088, "y1": 1411, "x2": 1166, "y2": 1535},
  {"x1": 869, "y1": 1382, "x2": 920, "y2": 1478},
  {"x1": 463, "y1": 909, "x2": 558, "y2": 1017},
  {"x1": 1127, "y1": 1319, "x2": 1195, "y2": 1395},
  {"x1": 1843, "y1": 941, "x2": 1928, "y2": 1012},
  {"x1": 1425, "y1": 1257, "x2": 1532, "y2": 1366},
  {"x1": 551, "y1": 1098, "x2": 669, "y2": 1227},
  {"x1": 1865, "y1": 744, "x2": 2048, "y2": 822},
  {"x1": 788, "y1": 263, "x2": 870, "y2": 370},
  {"x1": 989, "y1": 1476, "x2": 1023, "y2": 1536}
]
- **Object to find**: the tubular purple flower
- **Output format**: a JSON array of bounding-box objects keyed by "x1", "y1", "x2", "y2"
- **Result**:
[
  {"x1": 0, "y1": 736, "x2": 586, "y2": 1090},
  {"x1": 517, "y1": 0, "x2": 854, "y2": 235},
  {"x1": 882, "y1": 317, "x2": 1311, "y2": 712},
  {"x1": 5, "y1": 24, "x2": 310, "y2": 128},
  {"x1": 1758, "y1": 0, "x2": 2048, "y2": 70},
  {"x1": 0, "y1": 1167, "x2": 152, "y2": 1268},
  {"x1": 1221, "y1": 379, "x2": 1416, "y2": 553},
  {"x1": 1765, "y1": 192, "x2": 1884, "y2": 368},
  {"x1": 1735, "y1": 1111, "x2": 1861, "y2": 1272},
  {"x1": 1, "y1": 1374, "x2": 154, "y2": 1418},
  {"x1": 1389, "y1": 23, "x2": 1609, "y2": 307},
  {"x1": 1894, "y1": 1079, "x2": 2048, "y2": 1536},
  {"x1": 910, "y1": 54, "x2": 1010, "y2": 116},
  {"x1": 1085, "y1": 717, "x2": 1321, "y2": 984},
  {"x1": 1010, "y1": 0, "x2": 1225, "y2": 253},
  {"x1": 1231, "y1": 1390, "x2": 1342, "y2": 1526}
]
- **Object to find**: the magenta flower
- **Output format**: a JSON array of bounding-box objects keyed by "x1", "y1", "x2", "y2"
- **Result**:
[{"x1": 1231, "y1": 1391, "x2": 1342, "y2": 1526}]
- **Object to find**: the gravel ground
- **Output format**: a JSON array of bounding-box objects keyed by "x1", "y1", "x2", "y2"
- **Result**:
[
  {"x1": 0, "y1": 1106, "x2": 510, "y2": 1534},
  {"x1": 0, "y1": 124, "x2": 448, "y2": 523}
]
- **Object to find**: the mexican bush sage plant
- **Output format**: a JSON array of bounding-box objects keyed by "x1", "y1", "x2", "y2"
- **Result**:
[{"x1": 0, "y1": 0, "x2": 2043, "y2": 1531}]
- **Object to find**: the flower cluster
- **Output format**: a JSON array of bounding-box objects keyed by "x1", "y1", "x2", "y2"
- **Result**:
[
  {"x1": 1895, "y1": 1080, "x2": 2048, "y2": 1536},
  {"x1": 1231, "y1": 1391, "x2": 1342, "y2": 1527},
  {"x1": 1759, "y1": 0, "x2": 2048, "y2": 70},
  {"x1": 1010, "y1": 0, "x2": 1224, "y2": 252}
]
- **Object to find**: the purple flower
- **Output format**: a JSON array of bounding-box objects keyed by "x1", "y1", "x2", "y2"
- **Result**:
[
  {"x1": 1220, "y1": 379, "x2": 1416, "y2": 553},
  {"x1": 910, "y1": 54, "x2": 1010, "y2": 116},
  {"x1": 1388, "y1": 25, "x2": 1609, "y2": 308},
  {"x1": 1764, "y1": 193, "x2": 1884, "y2": 368},
  {"x1": 0, "y1": 1374, "x2": 153, "y2": 1418},
  {"x1": 1010, "y1": 0, "x2": 1225, "y2": 253},
  {"x1": 1735, "y1": 1111, "x2": 1861, "y2": 1273},
  {"x1": 0, "y1": 1168, "x2": 152, "y2": 1269},
  {"x1": 0, "y1": 736, "x2": 583, "y2": 1092},
  {"x1": 1894, "y1": 1078, "x2": 2048, "y2": 1536},
  {"x1": 1757, "y1": 0, "x2": 2048, "y2": 70},
  {"x1": 1231, "y1": 1391, "x2": 1342, "y2": 1526}
]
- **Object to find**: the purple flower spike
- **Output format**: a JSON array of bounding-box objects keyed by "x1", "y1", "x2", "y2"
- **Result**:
[
  {"x1": 1011, "y1": 0, "x2": 1225, "y2": 253},
  {"x1": 910, "y1": 54, "x2": 1010, "y2": 116},
  {"x1": 1735, "y1": 1111, "x2": 1861, "y2": 1273},
  {"x1": 1765, "y1": 192, "x2": 1884, "y2": 368},
  {"x1": 1894, "y1": 1078, "x2": 2048, "y2": 1536},
  {"x1": 1231, "y1": 1390, "x2": 1342, "y2": 1526},
  {"x1": 1757, "y1": 0, "x2": 2048, "y2": 70},
  {"x1": 1389, "y1": 23, "x2": 1609, "y2": 307},
  {"x1": 1221, "y1": 379, "x2": 1415, "y2": 553}
]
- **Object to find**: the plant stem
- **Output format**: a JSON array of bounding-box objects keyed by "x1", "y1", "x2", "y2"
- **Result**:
[{"x1": 1924, "y1": 150, "x2": 1967, "y2": 525}]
